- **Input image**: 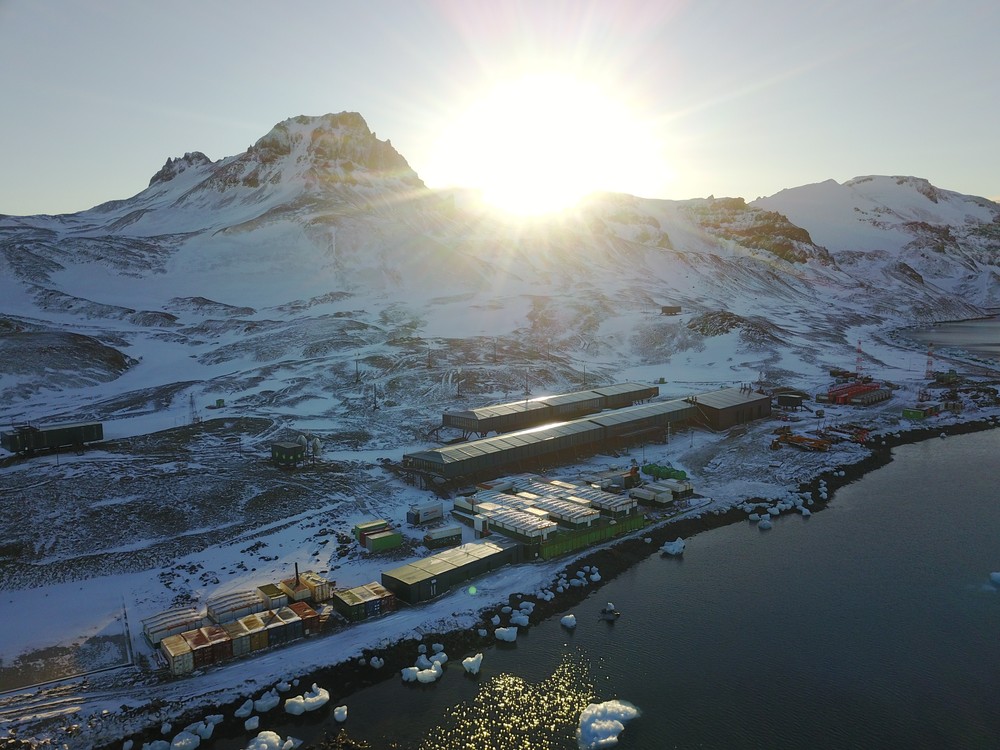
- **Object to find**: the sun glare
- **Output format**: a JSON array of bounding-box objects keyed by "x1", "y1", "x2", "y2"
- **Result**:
[{"x1": 430, "y1": 73, "x2": 663, "y2": 217}]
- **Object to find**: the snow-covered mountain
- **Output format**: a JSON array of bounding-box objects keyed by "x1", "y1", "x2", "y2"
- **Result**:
[{"x1": 1, "y1": 112, "x2": 998, "y2": 434}]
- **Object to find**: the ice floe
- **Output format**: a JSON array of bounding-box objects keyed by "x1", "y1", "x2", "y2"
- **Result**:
[
  {"x1": 660, "y1": 538, "x2": 685, "y2": 556},
  {"x1": 576, "y1": 699, "x2": 640, "y2": 749}
]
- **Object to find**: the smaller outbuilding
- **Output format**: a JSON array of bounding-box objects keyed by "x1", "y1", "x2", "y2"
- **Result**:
[
  {"x1": 686, "y1": 387, "x2": 771, "y2": 431},
  {"x1": 271, "y1": 441, "x2": 306, "y2": 468}
]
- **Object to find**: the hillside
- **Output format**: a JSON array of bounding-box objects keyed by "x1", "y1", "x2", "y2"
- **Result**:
[{"x1": 1, "y1": 113, "x2": 999, "y2": 749}]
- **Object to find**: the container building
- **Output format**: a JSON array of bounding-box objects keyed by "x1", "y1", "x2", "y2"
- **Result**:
[
  {"x1": 201, "y1": 624, "x2": 233, "y2": 663},
  {"x1": 685, "y1": 387, "x2": 772, "y2": 431},
  {"x1": 424, "y1": 525, "x2": 464, "y2": 549},
  {"x1": 222, "y1": 619, "x2": 251, "y2": 658},
  {"x1": 353, "y1": 519, "x2": 390, "y2": 542},
  {"x1": 142, "y1": 607, "x2": 206, "y2": 646},
  {"x1": 278, "y1": 575, "x2": 312, "y2": 603},
  {"x1": 271, "y1": 441, "x2": 306, "y2": 468},
  {"x1": 256, "y1": 583, "x2": 289, "y2": 610},
  {"x1": 1, "y1": 421, "x2": 103, "y2": 454},
  {"x1": 299, "y1": 570, "x2": 333, "y2": 602},
  {"x1": 406, "y1": 501, "x2": 444, "y2": 525},
  {"x1": 160, "y1": 634, "x2": 194, "y2": 676},
  {"x1": 206, "y1": 590, "x2": 264, "y2": 623},
  {"x1": 381, "y1": 540, "x2": 516, "y2": 605},
  {"x1": 331, "y1": 582, "x2": 396, "y2": 622},
  {"x1": 287, "y1": 601, "x2": 321, "y2": 635},
  {"x1": 239, "y1": 613, "x2": 268, "y2": 652},
  {"x1": 441, "y1": 383, "x2": 659, "y2": 437},
  {"x1": 181, "y1": 628, "x2": 214, "y2": 669},
  {"x1": 276, "y1": 607, "x2": 303, "y2": 641},
  {"x1": 261, "y1": 609, "x2": 289, "y2": 647},
  {"x1": 365, "y1": 529, "x2": 403, "y2": 553}
]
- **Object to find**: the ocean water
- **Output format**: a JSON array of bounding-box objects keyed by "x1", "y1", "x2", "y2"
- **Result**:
[{"x1": 245, "y1": 427, "x2": 1000, "y2": 749}]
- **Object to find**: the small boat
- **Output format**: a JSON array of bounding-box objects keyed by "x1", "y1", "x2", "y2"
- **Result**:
[{"x1": 598, "y1": 602, "x2": 621, "y2": 621}]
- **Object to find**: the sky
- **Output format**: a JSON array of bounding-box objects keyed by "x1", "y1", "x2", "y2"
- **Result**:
[{"x1": 1, "y1": 0, "x2": 998, "y2": 216}]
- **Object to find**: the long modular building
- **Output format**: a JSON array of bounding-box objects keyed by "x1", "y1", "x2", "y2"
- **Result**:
[
  {"x1": 381, "y1": 539, "x2": 517, "y2": 604},
  {"x1": 407, "y1": 397, "x2": 697, "y2": 481},
  {"x1": 442, "y1": 383, "x2": 659, "y2": 437}
]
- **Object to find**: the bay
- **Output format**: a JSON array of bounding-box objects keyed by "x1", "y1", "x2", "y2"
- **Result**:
[{"x1": 246, "y1": 427, "x2": 1000, "y2": 749}]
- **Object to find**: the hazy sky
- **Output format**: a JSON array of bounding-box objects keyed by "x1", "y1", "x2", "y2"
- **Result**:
[{"x1": 1, "y1": 0, "x2": 997, "y2": 216}]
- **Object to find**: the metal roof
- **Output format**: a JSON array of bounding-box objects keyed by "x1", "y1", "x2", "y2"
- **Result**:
[
  {"x1": 687, "y1": 387, "x2": 769, "y2": 410},
  {"x1": 586, "y1": 398, "x2": 695, "y2": 426}
]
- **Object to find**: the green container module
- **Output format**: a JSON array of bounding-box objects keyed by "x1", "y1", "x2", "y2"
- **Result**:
[
  {"x1": 353, "y1": 519, "x2": 389, "y2": 542},
  {"x1": 365, "y1": 529, "x2": 403, "y2": 553}
]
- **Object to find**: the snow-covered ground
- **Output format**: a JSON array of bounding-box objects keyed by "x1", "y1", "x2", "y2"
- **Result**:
[{"x1": 1, "y1": 114, "x2": 999, "y2": 748}]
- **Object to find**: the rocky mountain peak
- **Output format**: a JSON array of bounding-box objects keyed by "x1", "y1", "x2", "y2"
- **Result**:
[{"x1": 148, "y1": 151, "x2": 213, "y2": 187}]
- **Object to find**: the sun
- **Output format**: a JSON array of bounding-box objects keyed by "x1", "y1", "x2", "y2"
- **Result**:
[{"x1": 429, "y1": 72, "x2": 662, "y2": 217}]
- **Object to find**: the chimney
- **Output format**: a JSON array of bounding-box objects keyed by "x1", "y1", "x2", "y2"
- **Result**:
[{"x1": 295, "y1": 562, "x2": 300, "y2": 586}]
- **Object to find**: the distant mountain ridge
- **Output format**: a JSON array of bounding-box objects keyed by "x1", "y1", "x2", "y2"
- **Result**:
[{"x1": 0, "y1": 112, "x2": 997, "y2": 427}]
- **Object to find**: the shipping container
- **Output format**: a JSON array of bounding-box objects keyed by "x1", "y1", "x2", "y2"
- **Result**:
[
  {"x1": 239, "y1": 613, "x2": 268, "y2": 652},
  {"x1": 261, "y1": 609, "x2": 288, "y2": 646},
  {"x1": 331, "y1": 587, "x2": 367, "y2": 622},
  {"x1": 278, "y1": 576, "x2": 312, "y2": 602},
  {"x1": 201, "y1": 624, "x2": 233, "y2": 662},
  {"x1": 424, "y1": 525, "x2": 463, "y2": 549},
  {"x1": 1, "y1": 421, "x2": 103, "y2": 454},
  {"x1": 160, "y1": 634, "x2": 194, "y2": 676},
  {"x1": 353, "y1": 519, "x2": 389, "y2": 542},
  {"x1": 222, "y1": 619, "x2": 251, "y2": 658},
  {"x1": 276, "y1": 607, "x2": 303, "y2": 641},
  {"x1": 181, "y1": 628, "x2": 214, "y2": 669},
  {"x1": 365, "y1": 529, "x2": 403, "y2": 553},
  {"x1": 207, "y1": 590, "x2": 264, "y2": 623},
  {"x1": 299, "y1": 570, "x2": 333, "y2": 602},
  {"x1": 271, "y1": 441, "x2": 306, "y2": 467},
  {"x1": 257, "y1": 583, "x2": 289, "y2": 610},
  {"x1": 406, "y1": 501, "x2": 444, "y2": 525},
  {"x1": 287, "y1": 601, "x2": 320, "y2": 635}
]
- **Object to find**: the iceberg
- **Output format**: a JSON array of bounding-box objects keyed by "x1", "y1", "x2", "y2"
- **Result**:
[
  {"x1": 576, "y1": 699, "x2": 640, "y2": 749},
  {"x1": 660, "y1": 538, "x2": 685, "y2": 556},
  {"x1": 284, "y1": 684, "x2": 329, "y2": 715},
  {"x1": 462, "y1": 653, "x2": 484, "y2": 674},
  {"x1": 561, "y1": 614, "x2": 577, "y2": 629}
]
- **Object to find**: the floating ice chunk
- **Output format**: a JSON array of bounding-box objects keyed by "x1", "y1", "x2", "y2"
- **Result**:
[
  {"x1": 799, "y1": 507, "x2": 812, "y2": 517},
  {"x1": 990, "y1": 572, "x2": 1000, "y2": 587},
  {"x1": 284, "y1": 684, "x2": 329, "y2": 715},
  {"x1": 235, "y1": 699, "x2": 254, "y2": 719},
  {"x1": 576, "y1": 570, "x2": 587, "y2": 579},
  {"x1": 370, "y1": 656, "x2": 384, "y2": 669},
  {"x1": 123, "y1": 741, "x2": 134, "y2": 750},
  {"x1": 416, "y1": 662, "x2": 444, "y2": 683},
  {"x1": 576, "y1": 699, "x2": 640, "y2": 749},
  {"x1": 430, "y1": 651, "x2": 448, "y2": 665},
  {"x1": 758, "y1": 518, "x2": 773, "y2": 530},
  {"x1": 254, "y1": 689, "x2": 281, "y2": 714},
  {"x1": 169, "y1": 730, "x2": 200, "y2": 750},
  {"x1": 748, "y1": 513, "x2": 761, "y2": 522},
  {"x1": 660, "y1": 538, "x2": 685, "y2": 556},
  {"x1": 501, "y1": 605, "x2": 513, "y2": 613},
  {"x1": 495, "y1": 627, "x2": 518, "y2": 642},
  {"x1": 510, "y1": 613, "x2": 530, "y2": 627},
  {"x1": 161, "y1": 723, "x2": 172, "y2": 735},
  {"x1": 275, "y1": 680, "x2": 292, "y2": 693},
  {"x1": 570, "y1": 578, "x2": 585, "y2": 587},
  {"x1": 432, "y1": 642, "x2": 445, "y2": 653},
  {"x1": 491, "y1": 614, "x2": 501, "y2": 626},
  {"x1": 462, "y1": 653, "x2": 484, "y2": 674},
  {"x1": 142, "y1": 742, "x2": 169, "y2": 750},
  {"x1": 416, "y1": 654, "x2": 433, "y2": 669},
  {"x1": 418, "y1": 644, "x2": 427, "y2": 654},
  {"x1": 519, "y1": 601, "x2": 535, "y2": 614},
  {"x1": 401, "y1": 667, "x2": 419, "y2": 682},
  {"x1": 561, "y1": 614, "x2": 577, "y2": 629},
  {"x1": 183, "y1": 721, "x2": 213, "y2": 741},
  {"x1": 767, "y1": 507, "x2": 781, "y2": 516},
  {"x1": 334, "y1": 705, "x2": 348, "y2": 722},
  {"x1": 590, "y1": 572, "x2": 602, "y2": 582},
  {"x1": 477, "y1": 628, "x2": 488, "y2": 637},
  {"x1": 205, "y1": 715, "x2": 223, "y2": 726},
  {"x1": 556, "y1": 586, "x2": 565, "y2": 593},
  {"x1": 244, "y1": 716, "x2": 259, "y2": 731},
  {"x1": 244, "y1": 731, "x2": 287, "y2": 750},
  {"x1": 644, "y1": 537, "x2": 653, "y2": 544}
]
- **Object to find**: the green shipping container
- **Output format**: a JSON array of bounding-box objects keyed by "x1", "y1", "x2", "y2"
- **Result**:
[{"x1": 365, "y1": 530, "x2": 403, "y2": 553}]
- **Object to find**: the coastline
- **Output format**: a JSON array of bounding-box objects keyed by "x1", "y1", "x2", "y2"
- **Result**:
[{"x1": 91, "y1": 415, "x2": 1000, "y2": 750}]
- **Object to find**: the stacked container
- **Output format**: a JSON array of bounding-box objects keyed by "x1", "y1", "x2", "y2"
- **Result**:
[
  {"x1": 288, "y1": 601, "x2": 320, "y2": 635},
  {"x1": 222, "y1": 619, "x2": 251, "y2": 658},
  {"x1": 181, "y1": 628, "x2": 213, "y2": 669},
  {"x1": 239, "y1": 612, "x2": 268, "y2": 652},
  {"x1": 160, "y1": 633, "x2": 194, "y2": 676},
  {"x1": 201, "y1": 624, "x2": 233, "y2": 663}
]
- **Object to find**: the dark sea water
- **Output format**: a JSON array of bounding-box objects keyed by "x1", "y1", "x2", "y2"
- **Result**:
[{"x1": 246, "y1": 427, "x2": 1000, "y2": 750}]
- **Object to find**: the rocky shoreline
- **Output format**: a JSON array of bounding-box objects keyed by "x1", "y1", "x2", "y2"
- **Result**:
[{"x1": 91, "y1": 417, "x2": 999, "y2": 750}]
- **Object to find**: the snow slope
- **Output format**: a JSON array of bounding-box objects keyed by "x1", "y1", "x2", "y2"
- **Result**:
[{"x1": 1, "y1": 112, "x2": 999, "y2": 749}]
